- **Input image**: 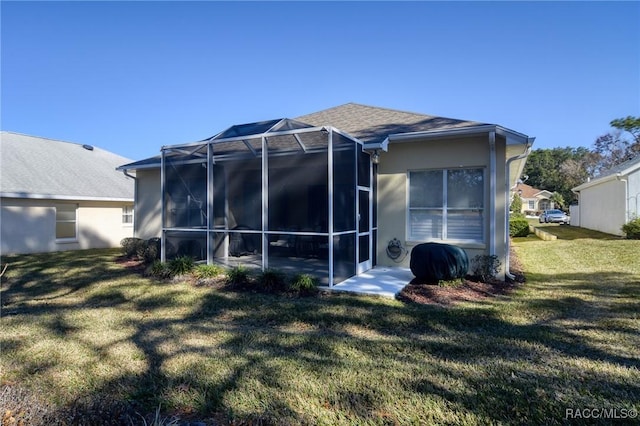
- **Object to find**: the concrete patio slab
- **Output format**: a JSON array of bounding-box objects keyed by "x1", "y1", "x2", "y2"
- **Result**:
[{"x1": 330, "y1": 267, "x2": 413, "y2": 298}]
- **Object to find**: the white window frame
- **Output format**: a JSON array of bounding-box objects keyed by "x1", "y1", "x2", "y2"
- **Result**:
[
  {"x1": 407, "y1": 168, "x2": 485, "y2": 244},
  {"x1": 528, "y1": 200, "x2": 535, "y2": 210},
  {"x1": 55, "y1": 204, "x2": 78, "y2": 242},
  {"x1": 122, "y1": 205, "x2": 134, "y2": 225}
]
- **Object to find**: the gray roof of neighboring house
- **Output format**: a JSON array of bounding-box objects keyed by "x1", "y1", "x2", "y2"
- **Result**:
[
  {"x1": 598, "y1": 154, "x2": 640, "y2": 178},
  {"x1": 572, "y1": 154, "x2": 640, "y2": 192},
  {"x1": 1, "y1": 131, "x2": 134, "y2": 201},
  {"x1": 296, "y1": 102, "x2": 488, "y2": 144}
]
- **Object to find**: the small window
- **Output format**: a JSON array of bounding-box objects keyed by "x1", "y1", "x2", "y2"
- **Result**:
[
  {"x1": 122, "y1": 206, "x2": 134, "y2": 224},
  {"x1": 56, "y1": 204, "x2": 77, "y2": 241},
  {"x1": 528, "y1": 200, "x2": 535, "y2": 210}
]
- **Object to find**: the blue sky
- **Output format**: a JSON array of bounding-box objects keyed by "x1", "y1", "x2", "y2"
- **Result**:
[{"x1": 2, "y1": 1, "x2": 639, "y2": 161}]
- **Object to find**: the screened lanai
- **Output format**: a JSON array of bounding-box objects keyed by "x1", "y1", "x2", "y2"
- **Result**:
[{"x1": 161, "y1": 118, "x2": 376, "y2": 286}]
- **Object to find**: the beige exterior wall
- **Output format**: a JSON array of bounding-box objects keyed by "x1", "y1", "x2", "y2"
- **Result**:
[
  {"x1": 1, "y1": 198, "x2": 133, "y2": 254},
  {"x1": 376, "y1": 135, "x2": 509, "y2": 278},
  {"x1": 134, "y1": 168, "x2": 162, "y2": 240}
]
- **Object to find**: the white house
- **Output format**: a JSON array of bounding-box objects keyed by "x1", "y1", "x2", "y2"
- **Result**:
[
  {"x1": 1, "y1": 131, "x2": 135, "y2": 254},
  {"x1": 572, "y1": 155, "x2": 640, "y2": 236}
]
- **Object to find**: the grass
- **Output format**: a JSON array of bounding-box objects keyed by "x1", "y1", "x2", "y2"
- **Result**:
[{"x1": 1, "y1": 232, "x2": 639, "y2": 425}]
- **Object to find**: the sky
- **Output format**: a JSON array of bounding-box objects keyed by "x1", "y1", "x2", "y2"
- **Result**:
[{"x1": 2, "y1": 1, "x2": 639, "y2": 162}]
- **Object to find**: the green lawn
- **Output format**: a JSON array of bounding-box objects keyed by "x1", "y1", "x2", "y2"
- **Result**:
[{"x1": 1, "y1": 229, "x2": 639, "y2": 425}]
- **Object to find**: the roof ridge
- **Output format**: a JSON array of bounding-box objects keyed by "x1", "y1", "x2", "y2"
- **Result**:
[
  {"x1": 1, "y1": 130, "x2": 91, "y2": 149},
  {"x1": 301, "y1": 102, "x2": 486, "y2": 125}
]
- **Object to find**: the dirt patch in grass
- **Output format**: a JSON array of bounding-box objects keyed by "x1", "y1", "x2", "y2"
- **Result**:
[
  {"x1": 114, "y1": 256, "x2": 146, "y2": 272},
  {"x1": 398, "y1": 245, "x2": 525, "y2": 307}
]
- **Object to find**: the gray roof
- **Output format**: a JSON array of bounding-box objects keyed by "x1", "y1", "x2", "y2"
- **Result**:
[
  {"x1": 598, "y1": 154, "x2": 640, "y2": 178},
  {"x1": 118, "y1": 103, "x2": 496, "y2": 170},
  {"x1": 1, "y1": 131, "x2": 134, "y2": 201},
  {"x1": 295, "y1": 102, "x2": 488, "y2": 144}
]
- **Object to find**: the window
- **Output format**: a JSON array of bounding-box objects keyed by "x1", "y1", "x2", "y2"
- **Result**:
[
  {"x1": 122, "y1": 206, "x2": 134, "y2": 224},
  {"x1": 56, "y1": 204, "x2": 77, "y2": 241},
  {"x1": 408, "y1": 168, "x2": 484, "y2": 242},
  {"x1": 528, "y1": 200, "x2": 535, "y2": 210}
]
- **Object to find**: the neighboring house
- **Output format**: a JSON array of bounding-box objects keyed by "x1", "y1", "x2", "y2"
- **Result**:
[
  {"x1": 571, "y1": 154, "x2": 640, "y2": 236},
  {"x1": 1, "y1": 131, "x2": 135, "y2": 254},
  {"x1": 511, "y1": 182, "x2": 554, "y2": 215},
  {"x1": 118, "y1": 103, "x2": 534, "y2": 283}
]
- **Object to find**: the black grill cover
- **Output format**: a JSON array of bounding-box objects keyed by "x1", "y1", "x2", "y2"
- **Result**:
[{"x1": 410, "y1": 243, "x2": 469, "y2": 282}]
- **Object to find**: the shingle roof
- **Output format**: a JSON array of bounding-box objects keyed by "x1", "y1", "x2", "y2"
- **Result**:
[
  {"x1": 597, "y1": 154, "x2": 640, "y2": 178},
  {"x1": 512, "y1": 182, "x2": 549, "y2": 198},
  {"x1": 295, "y1": 102, "x2": 488, "y2": 144},
  {"x1": 1, "y1": 131, "x2": 134, "y2": 201}
]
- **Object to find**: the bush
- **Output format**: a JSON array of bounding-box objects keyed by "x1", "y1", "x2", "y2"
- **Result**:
[
  {"x1": 193, "y1": 264, "x2": 224, "y2": 279},
  {"x1": 146, "y1": 260, "x2": 172, "y2": 279},
  {"x1": 471, "y1": 254, "x2": 502, "y2": 281},
  {"x1": 168, "y1": 256, "x2": 194, "y2": 276},
  {"x1": 138, "y1": 238, "x2": 161, "y2": 264},
  {"x1": 227, "y1": 266, "x2": 249, "y2": 287},
  {"x1": 258, "y1": 268, "x2": 287, "y2": 292},
  {"x1": 288, "y1": 274, "x2": 319, "y2": 295},
  {"x1": 120, "y1": 237, "x2": 145, "y2": 258},
  {"x1": 621, "y1": 217, "x2": 640, "y2": 239},
  {"x1": 509, "y1": 217, "x2": 530, "y2": 237}
]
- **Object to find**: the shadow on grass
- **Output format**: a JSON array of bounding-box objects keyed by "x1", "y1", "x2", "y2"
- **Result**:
[{"x1": 2, "y1": 250, "x2": 639, "y2": 424}]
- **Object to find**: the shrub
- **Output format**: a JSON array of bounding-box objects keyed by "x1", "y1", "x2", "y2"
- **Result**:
[
  {"x1": 193, "y1": 264, "x2": 224, "y2": 279},
  {"x1": 138, "y1": 238, "x2": 161, "y2": 264},
  {"x1": 146, "y1": 260, "x2": 172, "y2": 279},
  {"x1": 168, "y1": 256, "x2": 194, "y2": 276},
  {"x1": 621, "y1": 217, "x2": 640, "y2": 239},
  {"x1": 288, "y1": 274, "x2": 319, "y2": 295},
  {"x1": 509, "y1": 217, "x2": 530, "y2": 237},
  {"x1": 227, "y1": 266, "x2": 249, "y2": 287},
  {"x1": 258, "y1": 268, "x2": 287, "y2": 292},
  {"x1": 121, "y1": 237, "x2": 145, "y2": 258},
  {"x1": 471, "y1": 254, "x2": 502, "y2": 281}
]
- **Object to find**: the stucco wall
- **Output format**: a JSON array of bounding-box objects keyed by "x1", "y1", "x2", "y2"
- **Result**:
[
  {"x1": 1, "y1": 198, "x2": 133, "y2": 254},
  {"x1": 134, "y1": 168, "x2": 162, "y2": 240},
  {"x1": 375, "y1": 135, "x2": 508, "y2": 277}
]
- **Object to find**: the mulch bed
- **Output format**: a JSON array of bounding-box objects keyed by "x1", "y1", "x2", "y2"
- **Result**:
[
  {"x1": 115, "y1": 245, "x2": 527, "y2": 307},
  {"x1": 397, "y1": 245, "x2": 526, "y2": 307}
]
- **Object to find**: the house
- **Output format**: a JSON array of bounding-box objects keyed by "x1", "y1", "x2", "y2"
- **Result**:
[
  {"x1": 571, "y1": 154, "x2": 640, "y2": 236},
  {"x1": 117, "y1": 103, "x2": 534, "y2": 283},
  {"x1": 1, "y1": 131, "x2": 135, "y2": 254},
  {"x1": 511, "y1": 182, "x2": 554, "y2": 215}
]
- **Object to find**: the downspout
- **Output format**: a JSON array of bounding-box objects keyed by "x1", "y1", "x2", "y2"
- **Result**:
[
  {"x1": 617, "y1": 174, "x2": 629, "y2": 225},
  {"x1": 505, "y1": 142, "x2": 533, "y2": 280},
  {"x1": 489, "y1": 132, "x2": 497, "y2": 257},
  {"x1": 121, "y1": 169, "x2": 137, "y2": 236}
]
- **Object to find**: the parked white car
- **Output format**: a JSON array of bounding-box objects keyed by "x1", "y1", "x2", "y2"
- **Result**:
[{"x1": 539, "y1": 209, "x2": 570, "y2": 224}]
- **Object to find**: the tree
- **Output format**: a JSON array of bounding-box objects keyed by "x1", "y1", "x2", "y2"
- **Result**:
[
  {"x1": 523, "y1": 147, "x2": 592, "y2": 204},
  {"x1": 610, "y1": 116, "x2": 640, "y2": 144},
  {"x1": 510, "y1": 193, "x2": 522, "y2": 214},
  {"x1": 591, "y1": 116, "x2": 640, "y2": 175}
]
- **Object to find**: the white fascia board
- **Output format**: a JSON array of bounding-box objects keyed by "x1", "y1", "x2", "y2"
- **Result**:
[
  {"x1": 383, "y1": 124, "x2": 532, "y2": 146},
  {"x1": 386, "y1": 125, "x2": 497, "y2": 143},
  {"x1": 1, "y1": 192, "x2": 133, "y2": 202},
  {"x1": 573, "y1": 173, "x2": 621, "y2": 192},
  {"x1": 117, "y1": 162, "x2": 161, "y2": 171},
  {"x1": 363, "y1": 137, "x2": 389, "y2": 152}
]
